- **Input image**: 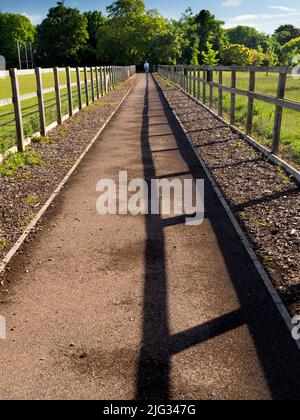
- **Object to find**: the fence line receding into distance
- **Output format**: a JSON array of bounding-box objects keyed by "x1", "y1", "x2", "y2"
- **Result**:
[
  {"x1": 158, "y1": 64, "x2": 300, "y2": 180},
  {"x1": 0, "y1": 65, "x2": 136, "y2": 159}
]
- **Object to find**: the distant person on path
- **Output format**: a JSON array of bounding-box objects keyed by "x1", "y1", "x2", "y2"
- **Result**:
[{"x1": 144, "y1": 61, "x2": 150, "y2": 73}]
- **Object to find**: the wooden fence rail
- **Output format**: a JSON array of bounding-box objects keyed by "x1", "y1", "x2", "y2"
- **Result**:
[
  {"x1": 0, "y1": 65, "x2": 136, "y2": 156},
  {"x1": 158, "y1": 64, "x2": 299, "y2": 159}
]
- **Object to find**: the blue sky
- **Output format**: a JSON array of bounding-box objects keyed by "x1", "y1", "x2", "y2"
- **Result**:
[{"x1": 1, "y1": 0, "x2": 300, "y2": 33}]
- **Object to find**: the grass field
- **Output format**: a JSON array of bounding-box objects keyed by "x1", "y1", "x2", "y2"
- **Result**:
[
  {"x1": 0, "y1": 70, "x2": 102, "y2": 154},
  {"x1": 189, "y1": 71, "x2": 300, "y2": 169}
]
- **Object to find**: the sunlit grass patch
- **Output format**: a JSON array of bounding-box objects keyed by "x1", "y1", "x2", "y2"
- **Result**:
[{"x1": 0, "y1": 148, "x2": 42, "y2": 176}]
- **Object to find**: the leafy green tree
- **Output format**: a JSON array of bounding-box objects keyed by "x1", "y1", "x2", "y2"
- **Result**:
[
  {"x1": 194, "y1": 10, "x2": 228, "y2": 63},
  {"x1": 150, "y1": 25, "x2": 182, "y2": 64},
  {"x1": 189, "y1": 33, "x2": 200, "y2": 65},
  {"x1": 275, "y1": 25, "x2": 300, "y2": 46},
  {"x1": 226, "y1": 26, "x2": 268, "y2": 50},
  {"x1": 250, "y1": 45, "x2": 264, "y2": 65},
  {"x1": 282, "y1": 37, "x2": 300, "y2": 64},
  {"x1": 84, "y1": 11, "x2": 106, "y2": 49},
  {"x1": 265, "y1": 45, "x2": 279, "y2": 67},
  {"x1": 224, "y1": 44, "x2": 253, "y2": 65},
  {"x1": 175, "y1": 9, "x2": 198, "y2": 65},
  {"x1": 106, "y1": 0, "x2": 145, "y2": 18},
  {"x1": 202, "y1": 42, "x2": 219, "y2": 65},
  {"x1": 97, "y1": 0, "x2": 167, "y2": 65},
  {"x1": 78, "y1": 11, "x2": 107, "y2": 65},
  {"x1": 36, "y1": 2, "x2": 88, "y2": 66},
  {"x1": 0, "y1": 13, "x2": 36, "y2": 67}
]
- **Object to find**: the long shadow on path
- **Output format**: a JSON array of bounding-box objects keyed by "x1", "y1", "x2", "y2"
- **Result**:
[{"x1": 136, "y1": 74, "x2": 300, "y2": 400}]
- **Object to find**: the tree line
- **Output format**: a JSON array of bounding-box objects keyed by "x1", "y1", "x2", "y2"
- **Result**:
[{"x1": 1, "y1": 0, "x2": 300, "y2": 68}]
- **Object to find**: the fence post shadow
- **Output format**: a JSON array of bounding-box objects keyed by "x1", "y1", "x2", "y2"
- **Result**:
[{"x1": 136, "y1": 73, "x2": 300, "y2": 401}]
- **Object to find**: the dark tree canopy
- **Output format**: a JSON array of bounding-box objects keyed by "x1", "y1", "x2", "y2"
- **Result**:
[
  {"x1": 194, "y1": 10, "x2": 227, "y2": 62},
  {"x1": 78, "y1": 11, "x2": 107, "y2": 65},
  {"x1": 227, "y1": 26, "x2": 268, "y2": 50},
  {"x1": 84, "y1": 11, "x2": 107, "y2": 49},
  {"x1": 96, "y1": 0, "x2": 166, "y2": 65},
  {"x1": 36, "y1": 2, "x2": 88, "y2": 66},
  {"x1": 275, "y1": 24, "x2": 300, "y2": 45}
]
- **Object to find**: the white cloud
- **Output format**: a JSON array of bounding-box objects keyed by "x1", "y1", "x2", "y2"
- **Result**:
[
  {"x1": 22, "y1": 13, "x2": 42, "y2": 24},
  {"x1": 270, "y1": 6, "x2": 297, "y2": 12},
  {"x1": 221, "y1": 0, "x2": 242, "y2": 6},
  {"x1": 226, "y1": 13, "x2": 272, "y2": 23},
  {"x1": 223, "y1": 10, "x2": 300, "y2": 33}
]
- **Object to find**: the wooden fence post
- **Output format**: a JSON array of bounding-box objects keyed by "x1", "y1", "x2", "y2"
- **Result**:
[
  {"x1": 54, "y1": 67, "x2": 62, "y2": 124},
  {"x1": 103, "y1": 66, "x2": 107, "y2": 93},
  {"x1": 94, "y1": 67, "x2": 99, "y2": 99},
  {"x1": 99, "y1": 66, "x2": 104, "y2": 96},
  {"x1": 186, "y1": 68, "x2": 189, "y2": 92},
  {"x1": 107, "y1": 66, "x2": 110, "y2": 92},
  {"x1": 66, "y1": 66, "x2": 73, "y2": 117},
  {"x1": 218, "y1": 71, "x2": 223, "y2": 117},
  {"x1": 35, "y1": 67, "x2": 46, "y2": 136},
  {"x1": 84, "y1": 66, "x2": 89, "y2": 106},
  {"x1": 230, "y1": 70, "x2": 237, "y2": 125},
  {"x1": 186, "y1": 68, "x2": 188, "y2": 92},
  {"x1": 197, "y1": 70, "x2": 201, "y2": 101},
  {"x1": 76, "y1": 67, "x2": 82, "y2": 110},
  {"x1": 193, "y1": 69, "x2": 196, "y2": 97},
  {"x1": 272, "y1": 72, "x2": 287, "y2": 154},
  {"x1": 209, "y1": 70, "x2": 214, "y2": 109},
  {"x1": 110, "y1": 66, "x2": 113, "y2": 88},
  {"x1": 203, "y1": 70, "x2": 206, "y2": 104},
  {"x1": 10, "y1": 68, "x2": 25, "y2": 152},
  {"x1": 107, "y1": 66, "x2": 111, "y2": 91},
  {"x1": 188, "y1": 68, "x2": 192, "y2": 94},
  {"x1": 90, "y1": 67, "x2": 95, "y2": 102},
  {"x1": 246, "y1": 70, "x2": 256, "y2": 135},
  {"x1": 112, "y1": 66, "x2": 116, "y2": 87}
]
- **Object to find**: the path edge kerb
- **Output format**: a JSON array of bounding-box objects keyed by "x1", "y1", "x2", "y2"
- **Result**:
[
  {"x1": 0, "y1": 77, "x2": 138, "y2": 276},
  {"x1": 153, "y1": 73, "x2": 300, "y2": 353}
]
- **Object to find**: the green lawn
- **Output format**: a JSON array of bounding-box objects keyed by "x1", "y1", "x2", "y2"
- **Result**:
[
  {"x1": 0, "y1": 70, "x2": 104, "y2": 154},
  {"x1": 189, "y1": 71, "x2": 300, "y2": 169}
]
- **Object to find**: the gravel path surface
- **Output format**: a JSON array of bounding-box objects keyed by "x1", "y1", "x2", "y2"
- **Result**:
[
  {"x1": 0, "y1": 76, "x2": 137, "y2": 262},
  {"x1": 156, "y1": 75, "x2": 300, "y2": 315}
]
